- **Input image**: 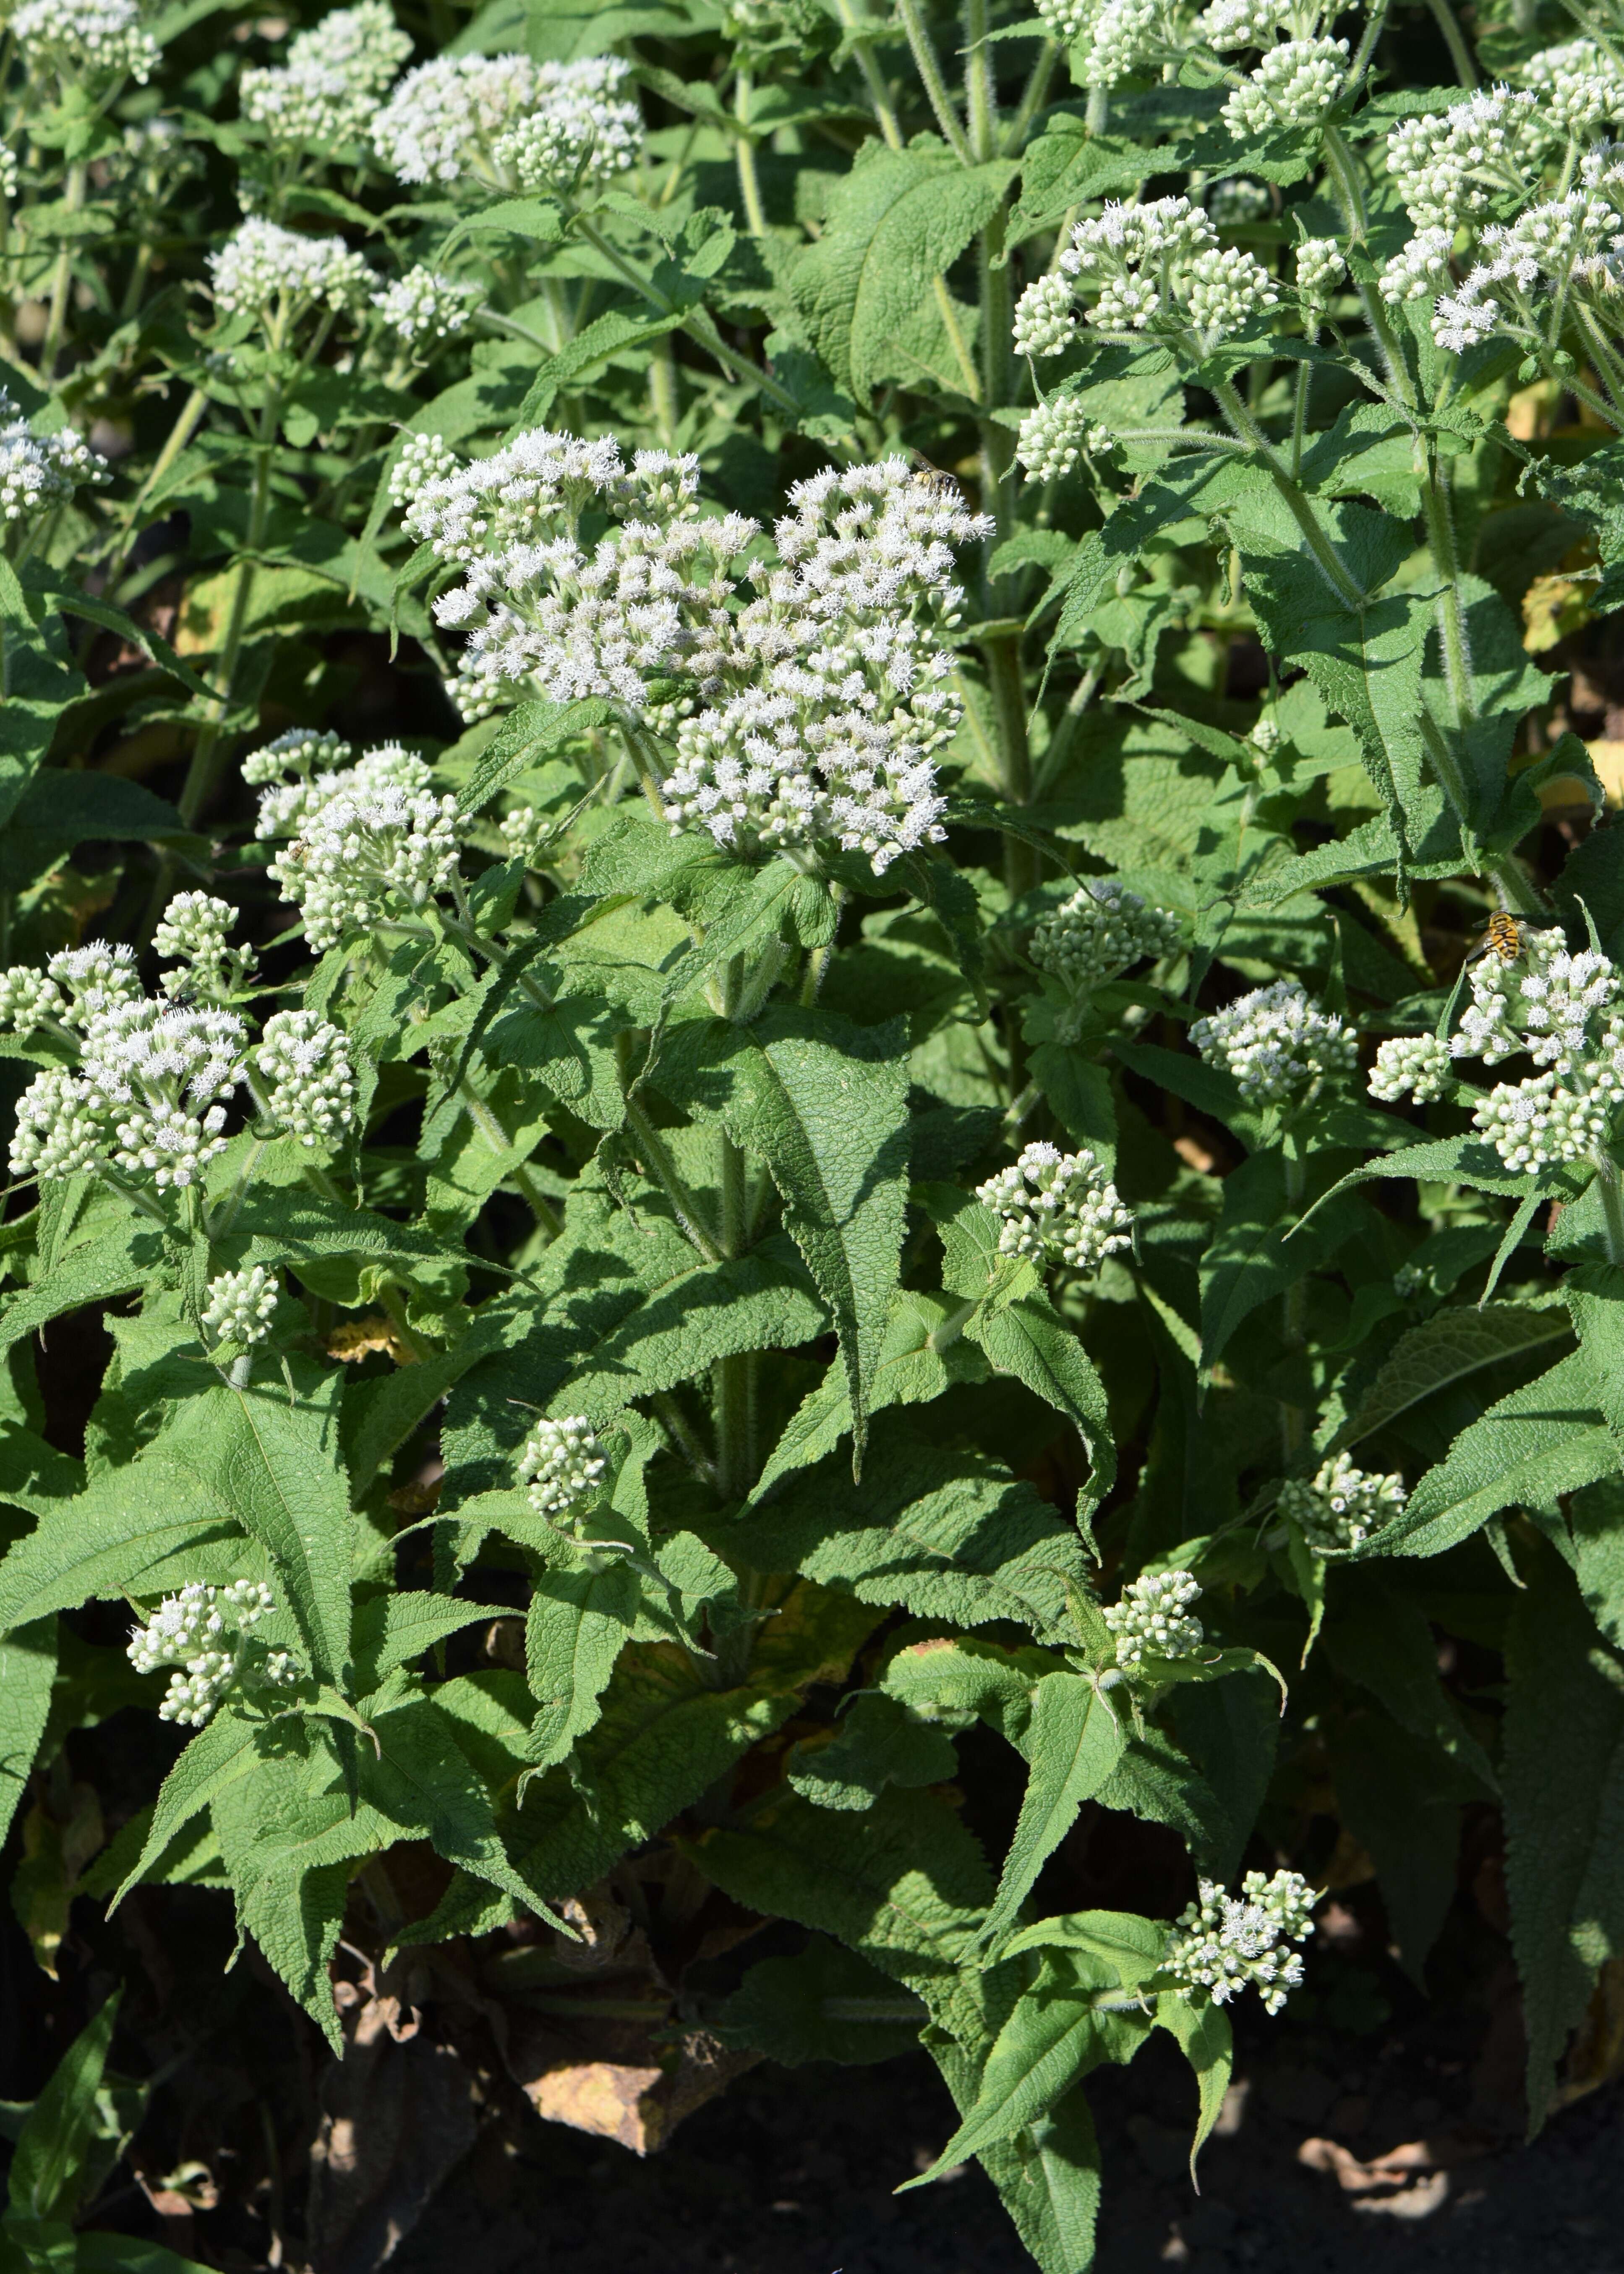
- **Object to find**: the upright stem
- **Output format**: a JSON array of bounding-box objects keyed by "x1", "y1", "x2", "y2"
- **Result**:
[
  {"x1": 963, "y1": 0, "x2": 997, "y2": 162},
  {"x1": 1280, "y1": 1142, "x2": 1307, "y2": 1461},
  {"x1": 832, "y1": 0, "x2": 904, "y2": 147},
  {"x1": 625, "y1": 1094, "x2": 723, "y2": 1262},
  {"x1": 649, "y1": 333, "x2": 679, "y2": 446},
  {"x1": 41, "y1": 161, "x2": 85, "y2": 379},
  {"x1": 1209, "y1": 374, "x2": 1363, "y2": 609},
  {"x1": 898, "y1": 0, "x2": 974, "y2": 161},
  {"x1": 178, "y1": 391, "x2": 278, "y2": 827},
  {"x1": 734, "y1": 69, "x2": 769, "y2": 234},
  {"x1": 1419, "y1": 462, "x2": 1475, "y2": 729},
  {"x1": 1426, "y1": 0, "x2": 1479, "y2": 87}
]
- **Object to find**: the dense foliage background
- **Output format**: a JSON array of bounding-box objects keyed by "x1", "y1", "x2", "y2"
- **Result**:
[{"x1": 6, "y1": 0, "x2": 1624, "y2": 2265}]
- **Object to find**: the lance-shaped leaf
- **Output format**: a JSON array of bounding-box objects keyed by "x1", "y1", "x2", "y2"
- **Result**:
[
  {"x1": 111, "y1": 1705, "x2": 267, "y2": 1907},
  {"x1": 0, "y1": 1455, "x2": 242, "y2": 1639},
  {"x1": 1337, "y1": 1300, "x2": 1573, "y2": 1451},
  {"x1": 1156, "y1": 1994, "x2": 1233, "y2": 2183},
  {"x1": 1504, "y1": 1550, "x2": 1624, "y2": 2131},
  {"x1": 7, "y1": 1986, "x2": 122, "y2": 2222},
  {"x1": 976, "y1": 1672, "x2": 1125, "y2": 1954},
  {"x1": 0, "y1": 1615, "x2": 55, "y2": 1849},
  {"x1": 0, "y1": 1221, "x2": 164, "y2": 1357},
  {"x1": 158, "y1": 1374, "x2": 353, "y2": 1686},
  {"x1": 717, "y1": 1011, "x2": 909, "y2": 1473}
]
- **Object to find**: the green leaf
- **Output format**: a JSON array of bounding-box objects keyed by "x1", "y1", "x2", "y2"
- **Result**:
[
  {"x1": 1377, "y1": 1349, "x2": 1615, "y2": 1560},
  {"x1": 110, "y1": 1707, "x2": 266, "y2": 1908},
  {"x1": 717, "y1": 1934, "x2": 926, "y2": 2065},
  {"x1": 1156, "y1": 1995, "x2": 1232, "y2": 2183},
  {"x1": 453, "y1": 695, "x2": 615, "y2": 817},
  {"x1": 969, "y1": 1294, "x2": 1116, "y2": 1530},
  {"x1": 717, "y1": 1011, "x2": 909, "y2": 1472},
  {"x1": 0, "y1": 1225, "x2": 162, "y2": 1358},
  {"x1": 1328, "y1": 1708, "x2": 1467, "y2": 1987},
  {"x1": 157, "y1": 1376, "x2": 352, "y2": 1686},
  {"x1": 791, "y1": 142, "x2": 1016, "y2": 402},
  {"x1": 977, "y1": 1673, "x2": 1124, "y2": 1953},
  {"x1": 351, "y1": 1592, "x2": 516, "y2": 1691},
  {"x1": 1338, "y1": 1301, "x2": 1574, "y2": 1449},
  {"x1": 1321, "y1": 1579, "x2": 1496, "y2": 1790},
  {"x1": 1563, "y1": 1264, "x2": 1624, "y2": 1475},
  {"x1": 786, "y1": 1689, "x2": 958, "y2": 1811},
  {"x1": 901, "y1": 1952, "x2": 1145, "y2": 2187},
  {"x1": 1503, "y1": 1550, "x2": 1624, "y2": 2131},
  {"x1": 0, "y1": 1456, "x2": 242, "y2": 1639},
  {"x1": 741, "y1": 1422, "x2": 1090, "y2": 1636},
  {"x1": 550, "y1": 1234, "x2": 826, "y2": 1422},
  {"x1": 523, "y1": 1558, "x2": 640, "y2": 1770},
  {"x1": 7, "y1": 1990, "x2": 121, "y2": 2222},
  {"x1": 0, "y1": 1617, "x2": 54, "y2": 1850}
]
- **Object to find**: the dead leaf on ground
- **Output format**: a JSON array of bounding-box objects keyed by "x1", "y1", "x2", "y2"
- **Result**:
[{"x1": 1298, "y1": 2130, "x2": 1493, "y2": 2220}]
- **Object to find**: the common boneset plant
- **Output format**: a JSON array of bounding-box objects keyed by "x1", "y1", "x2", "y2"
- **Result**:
[{"x1": 5, "y1": 0, "x2": 1624, "y2": 2266}]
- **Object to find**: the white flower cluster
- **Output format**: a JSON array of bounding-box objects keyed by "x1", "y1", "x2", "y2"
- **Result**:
[
  {"x1": 153, "y1": 891, "x2": 256, "y2": 1002},
  {"x1": 1196, "y1": 0, "x2": 1286, "y2": 49},
  {"x1": 1379, "y1": 225, "x2": 1454, "y2": 306},
  {"x1": 1015, "y1": 393, "x2": 1097, "y2": 481},
  {"x1": 1102, "y1": 1568, "x2": 1204, "y2": 1669},
  {"x1": 1208, "y1": 177, "x2": 1271, "y2": 225},
  {"x1": 1191, "y1": 979, "x2": 1357, "y2": 1107},
  {"x1": 1163, "y1": 1870, "x2": 1316, "y2": 2014},
  {"x1": 491, "y1": 57, "x2": 644, "y2": 196},
  {"x1": 975, "y1": 1141, "x2": 1134, "y2": 1275},
  {"x1": 1447, "y1": 930, "x2": 1624, "y2": 1170},
  {"x1": 396, "y1": 428, "x2": 753, "y2": 719},
  {"x1": 662, "y1": 462, "x2": 987, "y2": 876},
  {"x1": 1032, "y1": 878, "x2": 1180, "y2": 991},
  {"x1": 1424, "y1": 169, "x2": 1624, "y2": 355},
  {"x1": 13, "y1": 0, "x2": 158, "y2": 84},
  {"x1": 255, "y1": 1009, "x2": 356, "y2": 1145},
  {"x1": 1278, "y1": 1452, "x2": 1407, "y2": 1551},
  {"x1": 1222, "y1": 34, "x2": 1347, "y2": 137},
  {"x1": 239, "y1": 0, "x2": 411, "y2": 151},
  {"x1": 0, "y1": 966, "x2": 64, "y2": 1036},
  {"x1": 202, "y1": 1264, "x2": 279, "y2": 1347},
  {"x1": 1520, "y1": 39, "x2": 1624, "y2": 136},
  {"x1": 517, "y1": 1414, "x2": 606, "y2": 1529},
  {"x1": 127, "y1": 1579, "x2": 297, "y2": 1726},
  {"x1": 8, "y1": 990, "x2": 245, "y2": 1191},
  {"x1": 1082, "y1": 0, "x2": 1176, "y2": 86},
  {"x1": 251, "y1": 738, "x2": 460, "y2": 950},
  {"x1": 0, "y1": 395, "x2": 107, "y2": 526},
  {"x1": 1294, "y1": 235, "x2": 1345, "y2": 305},
  {"x1": 371, "y1": 267, "x2": 480, "y2": 344},
  {"x1": 209, "y1": 218, "x2": 370, "y2": 321},
  {"x1": 1386, "y1": 89, "x2": 1547, "y2": 233},
  {"x1": 371, "y1": 52, "x2": 537, "y2": 187},
  {"x1": 1013, "y1": 197, "x2": 1277, "y2": 356},
  {"x1": 1368, "y1": 1031, "x2": 1452, "y2": 1105}
]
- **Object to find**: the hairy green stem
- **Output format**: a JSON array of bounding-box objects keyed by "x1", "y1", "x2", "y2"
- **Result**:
[
  {"x1": 1209, "y1": 375, "x2": 1362, "y2": 609},
  {"x1": 1426, "y1": 0, "x2": 1479, "y2": 87},
  {"x1": 41, "y1": 160, "x2": 85, "y2": 379},
  {"x1": 626, "y1": 1094, "x2": 723, "y2": 1262},
  {"x1": 1280, "y1": 1143, "x2": 1307, "y2": 1461},
  {"x1": 178, "y1": 391, "x2": 278, "y2": 828},
  {"x1": 734, "y1": 69, "x2": 769, "y2": 233},
  {"x1": 1597, "y1": 1156, "x2": 1624, "y2": 1266},
  {"x1": 832, "y1": 0, "x2": 904, "y2": 147},
  {"x1": 898, "y1": 0, "x2": 973, "y2": 159}
]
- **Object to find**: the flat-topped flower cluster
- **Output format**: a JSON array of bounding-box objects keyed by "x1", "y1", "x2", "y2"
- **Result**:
[{"x1": 394, "y1": 435, "x2": 990, "y2": 878}]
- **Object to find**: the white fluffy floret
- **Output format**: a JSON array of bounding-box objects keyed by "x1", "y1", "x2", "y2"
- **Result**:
[
  {"x1": 1084, "y1": 0, "x2": 1168, "y2": 86},
  {"x1": 1222, "y1": 35, "x2": 1347, "y2": 136},
  {"x1": 372, "y1": 267, "x2": 480, "y2": 343},
  {"x1": 154, "y1": 891, "x2": 256, "y2": 1001},
  {"x1": 1032, "y1": 878, "x2": 1180, "y2": 989},
  {"x1": 240, "y1": 0, "x2": 411, "y2": 149},
  {"x1": 1472, "y1": 1059, "x2": 1624, "y2": 1169},
  {"x1": 1520, "y1": 39, "x2": 1624, "y2": 137},
  {"x1": 83, "y1": 997, "x2": 247, "y2": 1188},
  {"x1": 517, "y1": 1414, "x2": 607, "y2": 1527},
  {"x1": 371, "y1": 52, "x2": 537, "y2": 186},
  {"x1": 255, "y1": 1009, "x2": 356, "y2": 1145},
  {"x1": 1164, "y1": 1870, "x2": 1316, "y2": 2014},
  {"x1": 203, "y1": 1264, "x2": 279, "y2": 1347},
  {"x1": 0, "y1": 966, "x2": 64, "y2": 1036},
  {"x1": 1016, "y1": 395, "x2": 1097, "y2": 480},
  {"x1": 490, "y1": 57, "x2": 643, "y2": 195},
  {"x1": 9, "y1": 1067, "x2": 102, "y2": 1181},
  {"x1": 1197, "y1": 0, "x2": 1285, "y2": 46},
  {"x1": 1048, "y1": 196, "x2": 1273, "y2": 348},
  {"x1": 1294, "y1": 235, "x2": 1345, "y2": 302},
  {"x1": 1183, "y1": 242, "x2": 1279, "y2": 333},
  {"x1": 1013, "y1": 271, "x2": 1077, "y2": 358},
  {"x1": 1278, "y1": 1452, "x2": 1407, "y2": 1551},
  {"x1": 975, "y1": 1140, "x2": 1134, "y2": 1274},
  {"x1": 1103, "y1": 1568, "x2": 1204, "y2": 1669},
  {"x1": 1368, "y1": 1031, "x2": 1453, "y2": 1104},
  {"x1": 1380, "y1": 227, "x2": 1455, "y2": 304},
  {"x1": 0, "y1": 392, "x2": 107, "y2": 524},
  {"x1": 209, "y1": 218, "x2": 370, "y2": 320},
  {"x1": 126, "y1": 1578, "x2": 296, "y2": 1725},
  {"x1": 1386, "y1": 88, "x2": 1547, "y2": 232},
  {"x1": 1191, "y1": 979, "x2": 1357, "y2": 1106},
  {"x1": 13, "y1": 0, "x2": 158, "y2": 82},
  {"x1": 46, "y1": 942, "x2": 141, "y2": 1025},
  {"x1": 266, "y1": 761, "x2": 460, "y2": 950}
]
